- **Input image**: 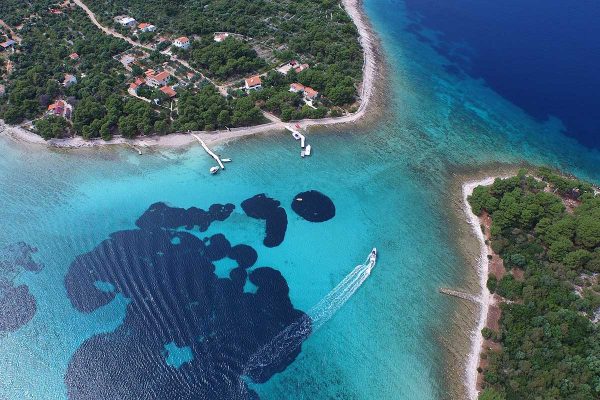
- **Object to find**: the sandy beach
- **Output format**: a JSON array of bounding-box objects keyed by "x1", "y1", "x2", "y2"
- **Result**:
[
  {"x1": 461, "y1": 175, "x2": 512, "y2": 400},
  {"x1": 0, "y1": 0, "x2": 380, "y2": 151}
]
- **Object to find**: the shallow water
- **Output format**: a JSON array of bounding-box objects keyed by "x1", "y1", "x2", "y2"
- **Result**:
[{"x1": 1, "y1": 0, "x2": 600, "y2": 399}]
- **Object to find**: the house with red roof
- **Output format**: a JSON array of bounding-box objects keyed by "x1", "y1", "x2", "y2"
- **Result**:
[
  {"x1": 289, "y1": 83, "x2": 305, "y2": 93},
  {"x1": 128, "y1": 77, "x2": 145, "y2": 94},
  {"x1": 303, "y1": 86, "x2": 319, "y2": 100},
  {"x1": 244, "y1": 75, "x2": 262, "y2": 91},
  {"x1": 146, "y1": 71, "x2": 170, "y2": 87},
  {"x1": 173, "y1": 37, "x2": 190, "y2": 50},
  {"x1": 69, "y1": 52, "x2": 79, "y2": 60},
  {"x1": 138, "y1": 23, "x2": 156, "y2": 33},
  {"x1": 294, "y1": 63, "x2": 309, "y2": 73},
  {"x1": 159, "y1": 86, "x2": 177, "y2": 98},
  {"x1": 289, "y1": 83, "x2": 319, "y2": 101},
  {"x1": 47, "y1": 100, "x2": 72, "y2": 118}
]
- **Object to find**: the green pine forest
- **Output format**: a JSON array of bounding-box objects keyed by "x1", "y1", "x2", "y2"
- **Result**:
[{"x1": 469, "y1": 168, "x2": 600, "y2": 400}]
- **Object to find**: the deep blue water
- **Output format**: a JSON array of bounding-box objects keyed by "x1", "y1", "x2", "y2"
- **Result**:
[{"x1": 402, "y1": 0, "x2": 600, "y2": 149}]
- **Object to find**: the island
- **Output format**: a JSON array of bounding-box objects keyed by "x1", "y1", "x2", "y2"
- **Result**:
[
  {"x1": 466, "y1": 168, "x2": 600, "y2": 400},
  {"x1": 0, "y1": 0, "x2": 368, "y2": 142}
]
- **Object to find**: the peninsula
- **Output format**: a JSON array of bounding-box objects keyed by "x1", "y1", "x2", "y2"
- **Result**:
[
  {"x1": 465, "y1": 169, "x2": 600, "y2": 400},
  {"x1": 0, "y1": 0, "x2": 376, "y2": 147}
]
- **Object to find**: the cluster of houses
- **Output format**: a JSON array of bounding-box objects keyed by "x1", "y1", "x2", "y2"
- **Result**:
[
  {"x1": 114, "y1": 15, "x2": 191, "y2": 50},
  {"x1": 289, "y1": 83, "x2": 319, "y2": 103},
  {"x1": 128, "y1": 69, "x2": 177, "y2": 100},
  {"x1": 115, "y1": 16, "x2": 157, "y2": 35}
]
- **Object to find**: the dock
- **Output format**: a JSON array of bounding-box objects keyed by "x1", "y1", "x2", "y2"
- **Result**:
[
  {"x1": 285, "y1": 125, "x2": 311, "y2": 156},
  {"x1": 439, "y1": 287, "x2": 478, "y2": 303},
  {"x1": 191, "y1": 134, "x2": 225, "y2": 170}
]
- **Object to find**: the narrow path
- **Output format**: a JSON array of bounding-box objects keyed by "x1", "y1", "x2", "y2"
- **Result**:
[
  {"x1": 0, "y1": 19, "x2": 22, "y2": 43},
  {"x1": 72, "y1": 0, "x2": 153, "y2": 50},
  {"x1": 72, "y1": 0, "x2": 226, "y2": 93}
]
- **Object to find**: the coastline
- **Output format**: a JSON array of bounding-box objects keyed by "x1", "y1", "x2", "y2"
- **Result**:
[
  {"x1": 461, "y1": 175, "x2": 511, "y2": 400},
  {"x1": 0, "y1": 0, "x2": 381, "y2": 151}
]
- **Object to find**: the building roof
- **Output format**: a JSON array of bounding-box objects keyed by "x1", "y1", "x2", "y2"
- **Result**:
[
  {"x1": 152, "y1": 71, "x2": 170, "y2": 81},
  {"x1": 69, "y1": 52, "x2": 79, "y2": 60},
  {"x1": 145, "y1": 69, "x2": 156, "y2": 77},
  {"x1": 214, "y1": 33, "x2": 229, "y2": 41},
  {"x1": 48, "y1": 100, "x2": 66, "y2": 111},
  {"x1": 138, "y1": 23, "x2": 152, "y2": 29},
  {"x1": 176, "y1": 36, "x2": 189, "y2": 43},
  {"x1": 1, "y1": 40, "x2": 16, "y2": 48},
  {"x1": 245, "y1": 75, "x2": 262, "y2": 87},
  {"x1": 295, "y1": 63, "x2": 309, "y2": 73},
  {"x1": 64, "y1": 74, "x2": 76, "y2": 83},
  {"x1": 160, "y1": 86, "x2": 177, "y2": 98},
  {"x1": 303, "y1": 86, "x2": 319, "y2": 99},
  {"x1": 290, "y1": 83, "x2": 305, "y2": 91}
]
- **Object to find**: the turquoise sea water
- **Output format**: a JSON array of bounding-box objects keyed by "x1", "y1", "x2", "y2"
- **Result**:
[{"x1": 1, "y1": 1, "x2": 600, "y2": 399}]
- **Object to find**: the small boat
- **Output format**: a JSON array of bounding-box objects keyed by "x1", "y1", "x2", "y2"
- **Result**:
[
  {"x1": 370, "y1": 248, "x2": 377, "y2": 263},
  {"x1": 301, "y1": 149, "x2": 306, "y2": 158},
  {"x1": 366, "y1": 248, "x2": 377, "y2": 274},
  {"x1": 210, "y1": 166, "x2": 220, "y2": 174},
  {"x1": 304, "y1": 145, "x2": 312, "y2": 156},
  {"x1": 221, "y1": 158, "x2": 232, "y2": 163}
]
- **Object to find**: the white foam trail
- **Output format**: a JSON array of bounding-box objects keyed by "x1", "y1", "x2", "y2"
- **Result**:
[{"x1": 239, "y1": 253, "x2": 375, "y2": 390}]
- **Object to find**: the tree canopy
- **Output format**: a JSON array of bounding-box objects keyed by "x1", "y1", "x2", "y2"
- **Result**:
[{"x1": 469, "y1": 169, "x2": 600, "y2": 400}]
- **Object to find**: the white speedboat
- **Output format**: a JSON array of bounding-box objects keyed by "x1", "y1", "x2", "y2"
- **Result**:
[
  {"x1": 369, "y1": 248, "x2": 377, "y2": 263},
  {"x1": 210, "y1": 166, "x2": 220, "y2": 174},
  {"x1": 304, "y1": 145, "x2": 312, "y2": 156},
  {"x1": 365, "y1": 248, "x2": 377, "y2": 275},
  {"x1": 221, "y1": 158, "x2": 232, "y2": 163}
]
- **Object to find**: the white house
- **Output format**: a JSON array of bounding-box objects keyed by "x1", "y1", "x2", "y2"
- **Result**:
[
  {"x1": 214, "y1": 32, "x2": 229, "y2": 42},
  {"x1": 115, "y1": 16, "x2": 137, "y2": 28},
  {"x1": 146, "y1": 71, "x2": 170, "y2": 87},
  {"x1": 173, "y1": 36, "x2": 190, "y2": 50},
  {"x1": 138, "y1": 23, "x2": 156, "y2": 33},
  {"x1": 244, "y1": 75, "x2": 262, "y2": 91}
]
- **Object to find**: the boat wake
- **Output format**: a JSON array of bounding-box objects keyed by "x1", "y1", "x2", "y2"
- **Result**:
[{"x1": 238, "y1": 249, "x2": 377, "y2": 396}]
